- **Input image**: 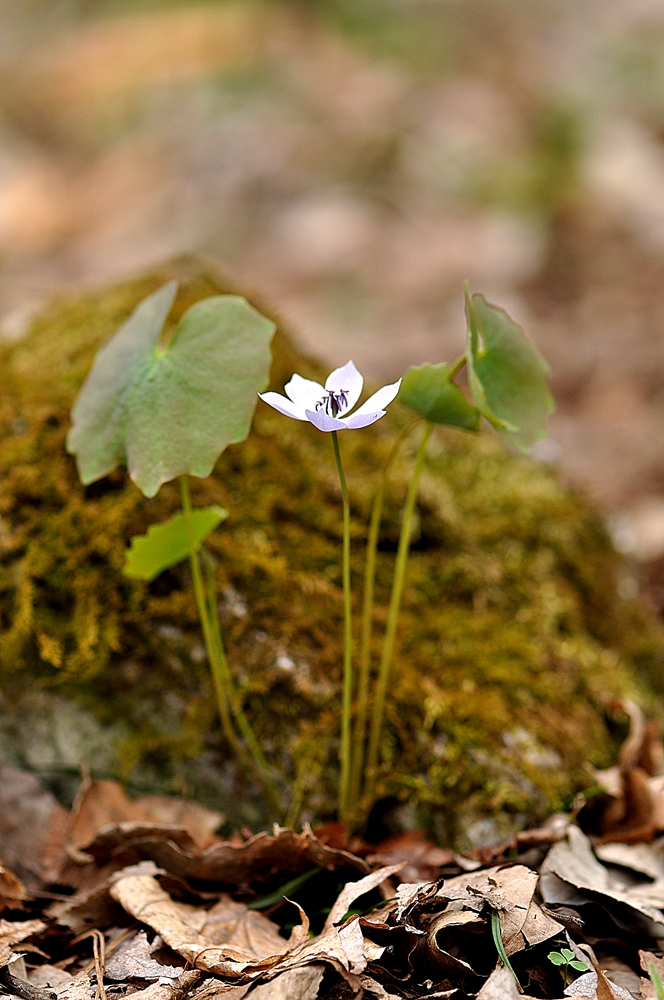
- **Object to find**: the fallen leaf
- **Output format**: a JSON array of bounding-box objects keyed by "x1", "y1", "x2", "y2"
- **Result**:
[
  {"x1": 0, "y1": 866, "x2": 30, "y2": 912},
  {"x1": 0, "y1": 765, "x2": 68, "y2": 891},
  {"x1": 477, "y1": 966, "x2": 525, "y2": 1000},
  {"x1": 367, "y1": 831, "x2": 455, "y2": 883},
  {"x1": 109, "y1": 871, "x2": 300, "y2": 975},
  {"x1": 324, "y1": 864, "x2": 405, "y2": 930},
  {"x1": 68, "y1": 779, "x2": 223, "y2": 852},
  {"x1": 247, "y1": 963, "x2": 325, "y2": 999},
  {"x1": 79, "y1": 824, "x2": 367, "y2": 886},
  {"x1": 117, "y1": 971, "x2": 200, "y2": 1000},
  {"x1": 540, "y1": 825, "x2": 664, "y2": 938},
  {"x1": 0, "y1": 922, "x2": 48, "y2": 980},
  {"x1": 28, "y1": 968, "x2": 74, "y2": 990},
  {"x1": 104, "y1": 931, "x2": 183, "y2": 981}
]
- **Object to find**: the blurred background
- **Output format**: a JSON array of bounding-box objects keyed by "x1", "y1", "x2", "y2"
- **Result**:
[{"x1": 2, "y1": 0, "x2": 664, "y2": 581}]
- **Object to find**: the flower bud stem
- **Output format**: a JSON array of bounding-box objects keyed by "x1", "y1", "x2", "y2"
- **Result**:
[{"x1": 331, "y1": 431, "x2": 354, "y2": 821}]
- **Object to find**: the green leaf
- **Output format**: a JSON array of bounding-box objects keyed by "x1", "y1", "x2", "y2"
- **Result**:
[
  {"x1": 560, "y1": 949, "x2": 576, "y2": 961},
  {"x1": 547, "y1": 953, "x2": 566, "y2": 966},
  {"x1": 570, "y1": 961, "x2": 590, "y2": 973},
  {"x1": 464, "y1": 285, "x2": 554, "y2": 452},
  {"x1": 124, "y1": 506, "x2": 228, "y2": 581},
  {"x1": 67, "y1": 282, "x2": 276, "y2": 497},
  {"x1": 400, "y1": 362, "x2": 480, "y2": 431}
]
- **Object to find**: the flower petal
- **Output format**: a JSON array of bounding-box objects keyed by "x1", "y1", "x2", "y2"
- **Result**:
[
  {"x1": 341, "y1": 410, "x2": 386, "y2": 429},
  {"x1": 284, "y1": 373, "x2": 326, "y2": 410},
  {"x1": 350, "y1": 378, "x2": 402, "y2": 419},
  {"x1": 325, "y1": 360, "x2": 363, "y2": 412},
  {"x1": 305, "y1": 408, "x2": 347, "y2": 432},
  {"x1": 259, "y1": 391, "x2": 308, "y2": 420}
]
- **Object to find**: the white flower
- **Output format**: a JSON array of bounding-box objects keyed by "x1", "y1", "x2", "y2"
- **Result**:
[{"x1": 259, "y1": 360, "x2": 401, "y2": 432}]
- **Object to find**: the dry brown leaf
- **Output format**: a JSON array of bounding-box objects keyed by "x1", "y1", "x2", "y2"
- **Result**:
[
  {"x1": 540, "y1": 825, "x2": 664, "y2": 937},
  {"x1": 109, "y1": 865, "x2": 394, "y2": 986},
  {"x1": 0, "y1": 865, "x2": 30, "y2": 912},
  {"x1": 477, "y1": 967, "x2": 525, "y2": 1000},
  {"x1": 403, "y1": 865, "x2": 561, "y2": 958},
  {"x1": 367, "y1": 831, "x2": 455, "y2": 883},
  {"x1": 109, "y1": 872, "x2": 296, "y2": 975},
  {"x1": 68, "y1": 779, "x2": 222, "y2": 852},
  {"x1": 0, "y1": 765, "x2": 68, "y2": 891},
  {"x1": 200, "y1": 897, "x2": 290, "y2": 959},
  {"x1": 80, "y1": 824, "x2": 367, "y2": 887},
  {"x1": 104, "y1": 930, "x2": 183, "y2": 981},
  {"x1": 115, "y1": 970, "x2": 200, "y2": 1000},
  {"x1": 247, "y1": 963, "x2": 325, "y2": 999},
  {"x1": 28, "y1": 967, "x2": 74, "y2": 990},
  {"x1": 323, "y1": 863, "x2": 404, "y2": 930}
]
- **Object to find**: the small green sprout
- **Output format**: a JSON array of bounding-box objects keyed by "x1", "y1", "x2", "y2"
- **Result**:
[
  {"x1": 648, "y1": 961, "x2": 664, "y2": 1000},
  {"x1": 548, "y1": 948, "x2": 589, "y2": 984}
]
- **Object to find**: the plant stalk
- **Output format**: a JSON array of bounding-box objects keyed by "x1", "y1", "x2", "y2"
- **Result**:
[
  {"x1": 179, "y1": 476, "x2": 283, "y2": 819},
  {"x1": 350, "y1": 419, "x2": 420, "y2": 812},
  {"x1": 364, "y1": 421, "x2": 433, "y2": 802},
  {"x1": 202, "y1": 549, "x2": 283, "y2": 817},
  {"x1": 331, "y1": 431, "x2": 353, "y2": 821}
]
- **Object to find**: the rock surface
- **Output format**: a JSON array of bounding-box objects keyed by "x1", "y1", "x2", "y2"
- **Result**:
[{"x1": 0, "y1": 257, "x2": 661, "y2": 839}]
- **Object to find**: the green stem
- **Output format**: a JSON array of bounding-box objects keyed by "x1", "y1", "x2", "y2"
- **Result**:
[
  {"x1": 350, "y1": 419, "x2": 420, "y2": 813},
  {"x1": 331, "y1": 431, "x2": 353, "y2": 822},
  {"x1": 448, "y1": 353, "x2": 467, "y2": 378},
  {"x1": 179, "y1": 477, "x2": 283, "y2": 819},
  {"x1": 365, "y1": 422, "x2": 433, "y2": 803},
  {"x1": 202, "y1": 550, "x2": 283, "y2": 818}
]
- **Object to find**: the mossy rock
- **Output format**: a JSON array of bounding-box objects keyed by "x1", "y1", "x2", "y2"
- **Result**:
[{"x1": 0, "y1": 257, "x2": 662, "y2": 842}]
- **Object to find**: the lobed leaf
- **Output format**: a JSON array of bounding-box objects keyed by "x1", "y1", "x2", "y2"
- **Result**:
[
  {"x1": 67, "y1": 282, "x2": 276, "y2": 497},
  {"x1": 400, "y1": 362, "x2": 480, "y2": 431},
  {"x1": 124, "y1": 507, "x2": 228, "y2": 581},
  {"x1": 464, "y1": 286, "x2": 554, "y2": 452}
]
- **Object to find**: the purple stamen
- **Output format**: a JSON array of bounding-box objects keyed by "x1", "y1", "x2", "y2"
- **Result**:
[{"x1": 315, "y1": 389, "x2": 349, "y2": 418}]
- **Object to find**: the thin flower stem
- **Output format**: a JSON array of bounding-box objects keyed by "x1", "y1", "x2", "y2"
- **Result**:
[
  {"x1": 365, "y1": 421, "x2": 433, "y2": 803},
  {"x1": 202, "y1": 549, "x2": 284, "y2": 818},
  {"x1": 331, "y1": 431, "x2": 353, "y2": 821},
  {"x1": 350, "y1": 419, "x2": 421, "y2": 814},
  {"x1": 448, "y1": 353, "x2": 467, "y2": 378},
  {"x1": 179, "y1": 477, "x2": 283, "y2": 819}
]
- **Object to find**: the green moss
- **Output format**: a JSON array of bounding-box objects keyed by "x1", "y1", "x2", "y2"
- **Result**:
[{"x1": 0, "y1": 256, "x2": 662, "y2": 840}]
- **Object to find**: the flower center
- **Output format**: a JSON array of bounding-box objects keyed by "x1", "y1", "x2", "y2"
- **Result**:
[{"x1": 315, "y1": 389, "x2": 349, "y2": 418}]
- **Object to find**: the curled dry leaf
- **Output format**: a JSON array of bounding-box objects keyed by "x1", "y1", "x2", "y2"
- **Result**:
[
  {"x1": 540, "y1": 825, "x2": 664, "y2": 938},
  {"x1": 0, "y1": 918, "x2": 47, "y2": 969},
  {"x1": 109, "y1": 865, "x2": 400, "y2": 987},
  {"x1": 68, "y1": 780, "x2": 223, "y2": 854},
  {"x1": 398, "y1": 865, "x2": 561, "y2": 958},
  {"x1": 78, "y1": 824, "x2": 367, "y2": 887}
]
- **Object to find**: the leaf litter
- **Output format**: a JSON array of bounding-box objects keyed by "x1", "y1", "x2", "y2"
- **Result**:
[{"x1": 5, "y1": 706, "x2": 664, "y2": 997}]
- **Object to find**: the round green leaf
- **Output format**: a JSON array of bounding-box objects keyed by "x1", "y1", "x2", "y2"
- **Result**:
[
  {"x1": 464, "y1": 285, "x2": 554, "y2": 452},
  {"x1": 570, "y1": 961, "x2": 590, "y2": 972},
  {"x1": 124, "y1": 506, "x2": 228, "y2": 581},
  {"x1": 548, "y1": 953, "x2": 566, "y2": 966},
  {"x1": 400, "y1": 362, "x2": 480, "y2": 431},
  {"x1": 67, "y1": 282, "x2": 276, "y2": 497}
]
